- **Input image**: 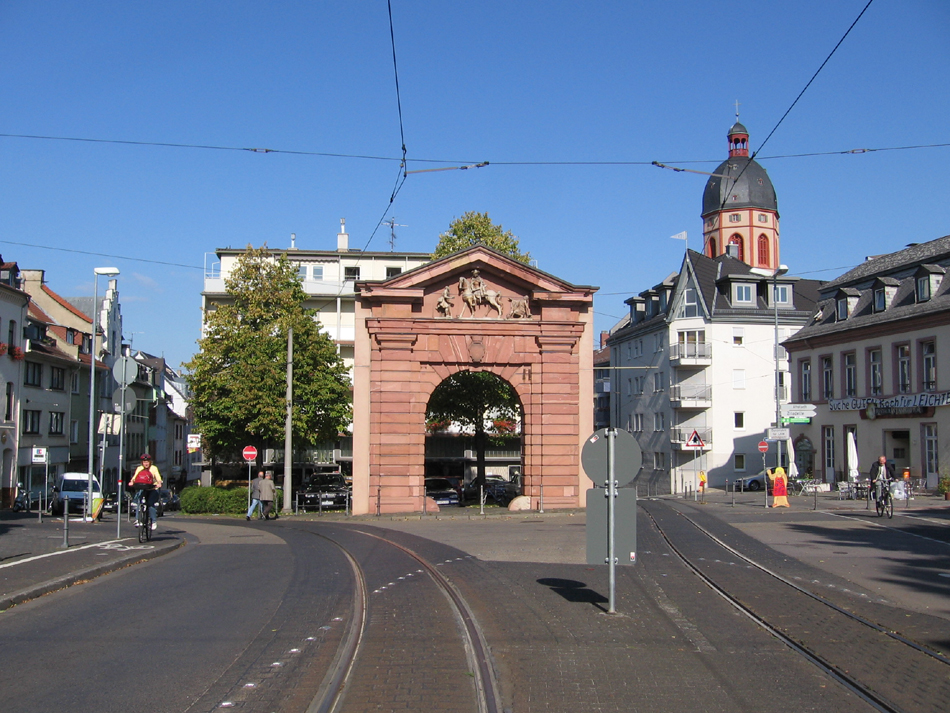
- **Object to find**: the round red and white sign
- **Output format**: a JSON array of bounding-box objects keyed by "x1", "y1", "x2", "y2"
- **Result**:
[
  {"x1": 242, "y1": 445, "x2": 258, "y2": 461},
  {"x1": 757, "y1": 441, "x2": 769, "y2": 453}
]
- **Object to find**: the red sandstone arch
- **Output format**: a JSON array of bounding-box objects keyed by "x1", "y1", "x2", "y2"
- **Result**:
[{"x1": 351, "y1": 246, "x2": 596, "y2": 514}]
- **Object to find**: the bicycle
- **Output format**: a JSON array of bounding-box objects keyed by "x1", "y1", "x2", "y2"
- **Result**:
[
  {"x1": 874, "y1": 478, "x2": 894, "y2": 519},
  {"x1": 132, "y1": 484, "x2": 157, "y2": 542}
]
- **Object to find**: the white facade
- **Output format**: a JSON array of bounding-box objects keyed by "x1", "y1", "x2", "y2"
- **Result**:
[
  {"x1": 0, "y1": 270, "x2": 29, "y2": 506},
  {"x1": 608, "y1": 251, "x2": 819, "y2": 492},
  {"x1": 201, "y1": 222, "x2": 431, "y2": 372}
]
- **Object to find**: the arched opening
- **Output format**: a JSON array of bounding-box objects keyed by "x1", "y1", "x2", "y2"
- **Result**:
[
  {"x1": 425, "y1": 370, "x2": 524, "y2": 507},
  {"x1": 728, "y1": 234, "x2": 744, "y2": 262},
  {"x1": 707, "y1": 237, "x2": 717, "y2": 258},
  {"x1": 757, "y1": 234, "x2": 770, "y2": 266}
]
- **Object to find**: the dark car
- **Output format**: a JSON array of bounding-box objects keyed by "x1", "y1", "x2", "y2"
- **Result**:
[
  {"x1": 463, "y1": 475, "x2": 519, "y2": 505},
  {"x1": 158, "y1": 488, "x2": 180, "y2": 512},
  {"x1": 734, "y1": 471, "x2": 773, "y2": 493},
  {"x1": 299, "y1": 472, "x2": 349, "y2": 511},
  {"x1": 424, "y1": 478, "x2": 460, "y2": 507}
]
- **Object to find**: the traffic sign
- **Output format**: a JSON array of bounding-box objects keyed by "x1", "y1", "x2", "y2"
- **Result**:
[
  {"x1": 683, "y1": 430, "x2": 706, "y2": 449},
  {"x1": 782, "y1": 417, "x2": 811, "y2": 424},
  {"x1": 757, "y1": 441, "x2": 770, "y2": 453},
  {"x1": 112, "y1": 388, "x2": 136, "y2": 414},
  {"x1": 768, "y1": 428, "x2": 790, "y2": 441},
  {"x1": 242, "y1": 445, "x2": 258, "y2": 462},
  {"x1": 582, "y1": 428, "x2": 642, "y2": 487},
  {"x1": 112, "y1": 356, "x2": 138, "y2": 387},
  {"x1": 781, "y1": 403, "x2": 817, "y2": 417}
]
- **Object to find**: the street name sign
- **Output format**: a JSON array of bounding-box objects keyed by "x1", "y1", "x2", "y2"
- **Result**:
[
  {"x1": 781, "y1": 403, "x2": 817, "y2": 418},
  {"x1": 768, "y1": 428, "x2": 790, "y2": 440}
]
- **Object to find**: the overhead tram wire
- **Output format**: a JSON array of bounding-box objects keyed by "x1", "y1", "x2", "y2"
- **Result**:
[{"x1": 717, "y1": 0, "x2": 877, "y2": 210}]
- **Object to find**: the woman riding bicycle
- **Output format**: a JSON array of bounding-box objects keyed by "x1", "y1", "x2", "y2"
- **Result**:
[{"x1": 129, "y1": 453, "x2": 163, "y2": 531}]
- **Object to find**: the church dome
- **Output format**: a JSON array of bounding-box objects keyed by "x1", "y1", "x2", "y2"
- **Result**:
[{"x1": 702, "y1": 156, "x2": 778, "y2": 216}]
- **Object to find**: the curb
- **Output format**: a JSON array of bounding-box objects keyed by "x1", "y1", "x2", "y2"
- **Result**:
[{"x1": 0, "y1": 538, "x2": 186, "y2": 612}]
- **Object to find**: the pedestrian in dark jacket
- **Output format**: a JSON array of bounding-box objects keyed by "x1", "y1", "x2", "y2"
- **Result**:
[
  {"x1": 246, "y1": 471, "x2": 265, "y2": 520},
  {"x1": 869, "y1": 455, "x2": 894, "y2": 500}
]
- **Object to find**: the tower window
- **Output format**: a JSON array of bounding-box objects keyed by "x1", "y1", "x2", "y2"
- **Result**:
[
  {"x1": 758, "y1": 214, "x2": 768, "y2": 223},
  {"x1": 728, "y1": 235, "x2": 744, "y2": 262},
  {"x1": 729, "y1": 214, "x2": 741, "y2": 223},
  {"x1": 757, "y1": 235, "x2": 770, "y2": 266},
  {"x1": 707, "y1": 238, "x2": 717, "y2": 258}
]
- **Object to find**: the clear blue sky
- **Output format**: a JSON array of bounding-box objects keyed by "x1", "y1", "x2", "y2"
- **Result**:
[{"x1": 1, "y1": 1, "x2": 948, "y2": 368}]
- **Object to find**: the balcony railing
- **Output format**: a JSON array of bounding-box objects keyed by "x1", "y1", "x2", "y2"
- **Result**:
[
  {"x1": 670, "y1": 384, "x2": 712, "y2": 401},
  {"x1": 669, "y1": 342, "x2": 712, "y2": 361}
]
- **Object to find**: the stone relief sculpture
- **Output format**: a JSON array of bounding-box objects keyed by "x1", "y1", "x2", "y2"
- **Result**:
[
  {"x1": 435, "y1": 286, "x2": 454, "y2": 318},
  {"x1": 433, "y1": 269, "x2": 532, "y2": 320},
  {"x1": 458, "y1": 270, "x2": 504, "y2": 318}
]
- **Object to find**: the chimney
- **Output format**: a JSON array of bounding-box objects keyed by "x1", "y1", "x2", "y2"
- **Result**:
[
  {"x1": 337, "y1": 218, "x2": 349, "y2": 252},
  {"x1": 600, "y1": 331, "x2": 609, "y2": 350},
  {"x1": 725, "y1": 244, "x2": 740, "y2": 258},
  {"x1": 289, "y1": 233, "x2": 297, "y2": 250}
]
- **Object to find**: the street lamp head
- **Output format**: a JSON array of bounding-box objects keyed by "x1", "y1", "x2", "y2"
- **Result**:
[
  {"x1": 94, "y1": 267, "x2": 120, "y2": 276},
  {"x1": 775, "y1": 264, "x2": 789, "y2": 277}
]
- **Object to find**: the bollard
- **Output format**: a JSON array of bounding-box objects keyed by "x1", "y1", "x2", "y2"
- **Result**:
[
  {"x1": 813, "y1": 484, "x2": 818, "y2": 511},
  {"x1": 376, "y1": 483, "x2": 381, "y2": 516},
  {"x1": 730, "y1": 480, "x2": 735, "y2": 507},
  {"x1": 61, "y1": 504, "x2": 69, "y2": 549}
]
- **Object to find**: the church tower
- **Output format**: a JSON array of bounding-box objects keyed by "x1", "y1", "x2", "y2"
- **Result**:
[{"x1": 701, "y1": 122, "x2": 780, "y2": 270}]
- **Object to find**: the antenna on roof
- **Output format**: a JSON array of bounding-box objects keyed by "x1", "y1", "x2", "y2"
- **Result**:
[{"x1": 382, "y1": 218, "x2": 408, "y2": 251}]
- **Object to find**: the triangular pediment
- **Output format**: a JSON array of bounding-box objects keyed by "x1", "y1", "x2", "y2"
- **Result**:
[{"x1": 357, "y1": 245, "x2": 595, "y2": 321}]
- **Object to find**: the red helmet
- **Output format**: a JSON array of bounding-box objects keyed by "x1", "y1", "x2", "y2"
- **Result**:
[{"x1": 140, "y1": 453, "x2": 152, "y2": 461}]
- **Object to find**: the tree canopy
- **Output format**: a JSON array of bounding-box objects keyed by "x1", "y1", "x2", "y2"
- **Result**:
[
  {"x1": 432, "y1": 211, "x2": 531, "y2": 263},
  {"x1": 185, "y1": 246, "x2": 352, "y2": 461},
  {"x1": 426, "y1": 370, "x2": 521, "y2": 484}
]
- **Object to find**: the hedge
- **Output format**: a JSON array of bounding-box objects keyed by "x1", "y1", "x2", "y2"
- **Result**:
[{"x1": 180, "y1": 485, "x2": 283, "y2": 515}]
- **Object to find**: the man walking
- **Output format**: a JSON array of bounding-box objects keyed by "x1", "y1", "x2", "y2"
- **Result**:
[
  {"x1": 260, "y1": 472, "x2": 278, "y2": 521},
  {"x1": 247, "y1": 470, "x2": 265, "y2": 520}
]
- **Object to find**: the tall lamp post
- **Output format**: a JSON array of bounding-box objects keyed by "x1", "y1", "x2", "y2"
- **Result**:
[
  {"x1": 753, "y1": 264, "x2": 789, "y2": 485},
  {"x1": 88, "y1": 267, "x2": 120, "y2": 519}
]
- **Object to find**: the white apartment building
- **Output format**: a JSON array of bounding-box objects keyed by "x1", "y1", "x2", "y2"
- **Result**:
[
  {"x1": 0, "y1": 258, "x2": 29, "y2": 507},
  {"x1": 784, "y1": 235, "x2": 950, "y2": 488},
  {"x1": 608, "y1": 250, "x2": 820, "y2": 492},
  {"x1": 202, "y1": 221, "x2": 431, "y2": 371}
]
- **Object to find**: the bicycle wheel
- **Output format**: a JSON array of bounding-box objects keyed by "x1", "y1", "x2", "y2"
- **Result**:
[
  {"x1": 137, "y1": 509, "x2": 148, "y2": 543},
  {"x1": 875, "y1": 492, "x2": 885, "y2": 517},
  {"x1": 144, "y1": 508, "x2": 152, "y2": 542},
  {"x1": 885, "y1": 493, "x2": 894, "y2": 519}
]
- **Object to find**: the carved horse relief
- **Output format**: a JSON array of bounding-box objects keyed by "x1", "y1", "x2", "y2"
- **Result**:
[{"x1": 458, "y1": 273, "x2": 504, "y2": 318}]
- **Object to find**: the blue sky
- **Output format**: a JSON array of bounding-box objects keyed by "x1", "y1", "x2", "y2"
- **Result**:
[{"x1": 1, "y1": 1, "x2": 948, "y2": 369}]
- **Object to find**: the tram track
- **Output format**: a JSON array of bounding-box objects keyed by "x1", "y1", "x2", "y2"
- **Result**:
[
  {"x1": 642, "y1": 500, "x2": 950, "y2": 713},
  {"x1": 305, "y1": 526, "x2": 500, "y2": 713}
]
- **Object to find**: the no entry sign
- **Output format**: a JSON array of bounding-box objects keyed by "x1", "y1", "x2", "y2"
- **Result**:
[
  {"x1": 242, "y1": 445, "x2": 258, "y2": 461},
  {"x1": 757, "y1": 441, "x2": 769, "y2": 453}
]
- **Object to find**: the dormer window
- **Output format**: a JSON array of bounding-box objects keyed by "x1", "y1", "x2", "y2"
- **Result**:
[
  {"x1": 874, "y1": 288, "x2": 886, "y2": 312},
  {"x1": 773, "y1": 284, "x2": 790, "y2": 306},
  {"x1": 914, "y1": 265, "x2": 945, "y2": 304},
  {"x1": 837, "y1": 299, "x2": 849, "y2": 320},
  {"x1": 917, "y1": 276, "x2": 931, "y2": 302},
  {"x1": 734, "y1": 284, "x2": 753, "y2": 304}
]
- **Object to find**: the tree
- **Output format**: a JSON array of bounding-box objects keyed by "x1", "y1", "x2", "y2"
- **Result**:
[
  {"x1": 426, "y1": 371, "x2": 521, "y2": 488},
  {"x1": 432, "y1": 211, "x2": 531, "y2": 263},
  {"x1": 186, "y1": 246, "x2": 352, "y2": 462}
]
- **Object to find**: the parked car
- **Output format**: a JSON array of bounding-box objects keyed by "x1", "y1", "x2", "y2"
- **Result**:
[
  {"x1": 463, "y1": 475, "x2": 520, "y2": 505},
  {"x1": 158, "y1": 488, "x2": 180, "y2": 512},
  {"x1": 734, "y1": 471, "x2": 773, "y2": 493},
  {"x1": 298, "y1": 472, "x2": 349, "y2": 511},
  {"x1": 50, "y1": 473, "x2": 102, "y2": 516},
  {"x1": 102, "y1": 491, "x2": 126, "y2": 513},
  {"x1": 425, "y1": 477, "x2": 460, "y2": 507}
]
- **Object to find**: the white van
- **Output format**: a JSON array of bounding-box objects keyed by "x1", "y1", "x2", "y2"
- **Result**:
[{"x1": 51, "y1": 472, "x2": 102, "y2": 515}]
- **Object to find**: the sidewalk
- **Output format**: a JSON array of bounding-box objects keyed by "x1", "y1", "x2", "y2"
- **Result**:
[{"x1": 0, "y1": 508, "x2": 183, "y2": 611}]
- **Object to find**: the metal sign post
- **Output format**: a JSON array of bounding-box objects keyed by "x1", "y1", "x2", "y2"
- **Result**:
[
  {"x1": 112, "y1": 356, "x2": 137, "y2": 539},
  {"x1": 243, "y1": 446, "x2": 258, "y2": 509},
  {"x1": 758, "y1": 440, "x2": 770, "y2": 508}
]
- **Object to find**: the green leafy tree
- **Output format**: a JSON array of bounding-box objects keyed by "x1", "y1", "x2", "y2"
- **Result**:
[
  {"x1": 186, "y1": 246, "x2": 352, "y2": 462},
  {"x1": 432, "y1": 211, "x2": 531, "y2": 263},
  {"x1": 426, "y1": 371, "x2": 521, "y2": 488}
]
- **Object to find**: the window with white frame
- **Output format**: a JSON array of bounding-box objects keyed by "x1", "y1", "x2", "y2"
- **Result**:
[
  {"x1": 678, "y1": 287, "x2": 699, "y2": 318},
  {"x1": 869, "y1": 349, "x2": 882, "y2": 396},
  {"x1": 897, "y1": 344, "x2": 911, "y2": 393},
  {"x1": 312, "y1": 264, "x2": 324, "y2": 281},
  {"x1": 773, "y1": 285, "x2": 790, "y2": 304},
  {"x1": 654, "y1": 412, "x2": 665, "y2": 431},
  {"x1": 822, "y1": 357, "x2": 833, "y2": 399},
  {"x1": 49, "y1": 411, "x2": 64, "y2": 435},
  {"x1": 654, "y1": 372, "x2": 665, "y2": 392},
  {"x1": 922, "y1": 341, "x2": 936, "y2": 391},
  {"x1": 917, "y1": 276, "x2": 931, "y2": 302},
  {"x1": 729, "y1": 214, "x2": 741, "y2": 223},
  {"x1": 734, "y1": 412, "x2": 744, "y2": 429},
  {"x1": 823, "y1": 426, "x2": 836, "y2": 475},
  {"x1": 800, "y1": 360, "x2": 811, "y2": 401},
  {"x1": 653, "y1": 452, "x2": 666, "y2": 470},
  {"x1": 25, "y1": 362, "x2": 42, "y2": 387},
  {"x1": 733, "y1": 370, "x2": 746, "y2": 389},
  {"x1": 924, "y1": 424, "x2": 939, "y2": 477},
  {"x1": 734, "y1": 284, "x2": 753, "y2": 304},
  {"x1": 874, "y1": 288, "x2": 886, "y2": 312},
  {"x1": 844, "y1": 353, "x2": 857, "y2": 397},
  {"x1": 23, "y1": 410, "x2": 41, "y2": 434},
  {"x1": 837, "y1": 299, "x2": 849, "y2": 320},
  {"x1": 344, "y1": 266, "x2": 360, "y2": 281},
  {"x1": 733, "y1": 327, "x2": 744, "y2": 346},
  {"x1": 633, "y1": 413, "x2": 644, "y2": 432},
  {"x1": 50, "y1": 367, "x2": 65, "y2": 391}
]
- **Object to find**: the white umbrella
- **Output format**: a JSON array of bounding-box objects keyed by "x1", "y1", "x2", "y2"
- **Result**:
[
  {"x1": 785, "y1": 438, "x2": 799, "y2": 478},
  {"x1": 846, "y1": 431, "x2": 860, "y2": 482}
]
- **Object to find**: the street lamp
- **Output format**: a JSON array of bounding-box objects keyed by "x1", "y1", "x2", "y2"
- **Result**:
[
  {"x1": 88, "y1": 267, "x2": 119, "y2": 519},
  {"x1": 752, "y1": 263, "x2": 789, "y2": 502}
]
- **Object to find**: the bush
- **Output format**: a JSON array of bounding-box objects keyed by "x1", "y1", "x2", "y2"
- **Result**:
[{"x1": 180, "y1": 485, "x2": 284, "y2": 514}]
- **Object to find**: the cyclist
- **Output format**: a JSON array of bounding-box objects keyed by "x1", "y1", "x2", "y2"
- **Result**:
[
  {"x1": 869, "y1": 454, "x2": 894, "y2": 503},
  {"x1": 129, "y1": 453, "x2": 163, "y2": 531}
]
